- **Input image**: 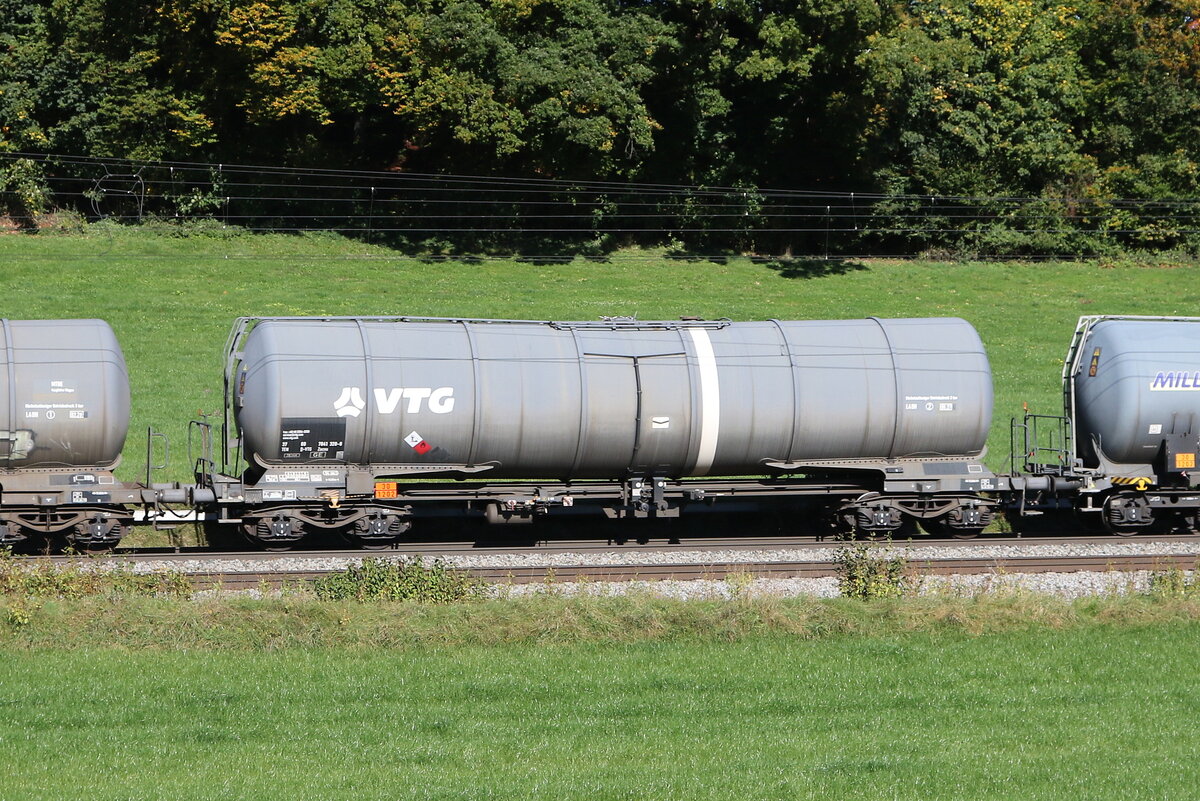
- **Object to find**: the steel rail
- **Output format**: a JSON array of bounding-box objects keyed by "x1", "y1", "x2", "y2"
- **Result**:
[
  {"x1": 45, "y1": 534, "x2": 836, "y2": 561},
  {"x1": 187, "y1": 553, "x2": 1200, "y2": 591},
  {"x1": 34, "y1": 531, "x2": 1200, "y2": 564}
]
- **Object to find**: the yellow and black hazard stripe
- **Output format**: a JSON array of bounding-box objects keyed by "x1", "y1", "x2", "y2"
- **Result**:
[{"x1": 1111, "y1": 476, "x2": 1155, "y2": 491}]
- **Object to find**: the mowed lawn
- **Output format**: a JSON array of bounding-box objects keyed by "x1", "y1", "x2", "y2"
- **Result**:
[
  {"x1": 3, "y1": 625, "x2": 1200, "y2": 800},
  {"x1": 2, "y1": 228, "x2": 1198, "y2": 481}
]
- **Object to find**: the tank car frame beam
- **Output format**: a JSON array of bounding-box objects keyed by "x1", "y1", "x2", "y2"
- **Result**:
[
  {"x1": 0, "y1": 467, "x2": 142, "y2": 548},
  {"x1": 205, "y1": 468, "x2": 1002, "y2": 546},
  {"x1": 0, "y1": 505, "x2": 132, "y2": 548}
]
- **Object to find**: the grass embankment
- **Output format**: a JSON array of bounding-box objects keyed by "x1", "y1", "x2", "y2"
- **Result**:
[
  {"x1": 4, "y1": 225, "x2": 1197, "y2": 490},
  {"x1": 6, "y1": 561, "x2": 1200, "y2": 798},
  {"x1": 3, "y1": 620, "x2": 1200, "y2": 799},
  {"x1": 6, "y1": 555, "x2": 1200, "y2": 799},
  {"x1": 7, "y1": 591, "x2": 1200, "y2": 649}
]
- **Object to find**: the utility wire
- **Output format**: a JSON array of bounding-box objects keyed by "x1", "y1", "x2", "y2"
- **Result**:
[{"x1": 4, "y1": 151, "x2": 1199, "y2": 260}]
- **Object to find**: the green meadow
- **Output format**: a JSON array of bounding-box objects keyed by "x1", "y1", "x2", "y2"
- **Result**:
[{"x1": 4, "y1": 621, "x2": 1200, "y2": 800}]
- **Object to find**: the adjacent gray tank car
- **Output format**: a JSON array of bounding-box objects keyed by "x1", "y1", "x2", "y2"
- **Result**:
[
  {"x1": 233, "y1": 316, "x2": 992, "y2": 478},
  {"x1": 0, "y1": 319, "x2": 138, "y2": 548},
  {"x1": 1043, "y1": 315, "x2": 1200, "y2": 534},
  {"x1": 0, "y1": 319, "x2": 129, "y2": 469},
  {"x1": 1071, "y1": 318, "x2": 1200, "y2": 469},
  {"x1": 212, "y1": 316, "x2": 999, "y2": 547}
]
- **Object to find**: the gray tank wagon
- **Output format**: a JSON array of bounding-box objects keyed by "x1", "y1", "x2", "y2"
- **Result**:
[
  {"x1": 1014, "y1": 315, "x2": 1200, "y2": 534},
  {"x1": 1072, "y1": 318, "x2": 1200, "y2": 468},
  {"x1": 0, "y1": 319, "x2": 141, "y2": 549},
  {"x1": 208, "y1": 316, "x2": 1001, "y2": 547}
]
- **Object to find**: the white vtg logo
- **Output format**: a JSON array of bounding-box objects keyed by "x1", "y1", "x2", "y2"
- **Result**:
[{"x1": 334, "y1": 387, "x2": 455, "y2": 417}]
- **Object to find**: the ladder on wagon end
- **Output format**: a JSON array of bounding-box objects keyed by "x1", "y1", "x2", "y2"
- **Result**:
[{"x1": 1010, "y1": 412, "x2": 1073, "y2": 477}]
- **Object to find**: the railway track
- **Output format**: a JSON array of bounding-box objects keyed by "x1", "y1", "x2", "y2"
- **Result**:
[
  {"x1": 83, "y1": 531, "x2": 1200, "y2": 562},
  {"x1": 172, "y1": 547, "x2": 1200, "y2": 591},
  {"x1": 26, "y1": 533, "x2": 1200, "y2": 592}
]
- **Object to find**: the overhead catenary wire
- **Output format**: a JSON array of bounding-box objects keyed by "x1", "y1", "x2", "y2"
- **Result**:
[
  {"x1": 3, "y1": 151, "x2": 1199, "y2": 261},
  {"x1": 18, "y1": 151, "x2": 1200, "y2": 207}
]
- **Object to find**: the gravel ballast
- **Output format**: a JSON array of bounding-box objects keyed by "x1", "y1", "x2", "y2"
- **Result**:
[
  {"x1": 108, "y1": 537, "x2": 1200, "y2": 575},
  {"x1": 486, "y1": 571, "x2": 1166, "y2": 600},
  {"x1": 58, "y1": 538, "x2": 1200, "y2": 600}
]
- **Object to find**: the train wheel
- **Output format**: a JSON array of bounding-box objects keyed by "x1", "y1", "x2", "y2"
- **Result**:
[
  {"x1": 1, "y1": 521, "x2": 43, "y2": 554},
  {"x1": 866, "y1": 517, "x2": 918, "y2": 541},
  {"x1": 0, "y1": 521, "x2": 26, "y2": 549},
  {"x1": 835, "y1": 510, "x2": 859, "y2": 540},
  {"x1": 1103, "y1": 494, "x2": 1154, "y2": 537},
  {"x1": 342, "y1": 514, "x2": 412, "y2": 550},
  {"x1": 243, "y1": 515, "x2": 303, "y2": 551},
  {"x1": 839, "y1": 498, "x2": 904, "y2": 540},
  {"x1": 67, "y1": 516, "x2": 128, "y2": 554}
]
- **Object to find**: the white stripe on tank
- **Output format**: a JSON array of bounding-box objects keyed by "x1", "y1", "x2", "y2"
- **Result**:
[{"x1": 688, "y1": 328, "x2": 720, "y2": 476}]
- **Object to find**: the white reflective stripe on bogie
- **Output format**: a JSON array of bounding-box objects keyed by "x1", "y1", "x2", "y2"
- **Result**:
[{"x1": 688, "y1": 327, "x2": 721, "y2": 476}]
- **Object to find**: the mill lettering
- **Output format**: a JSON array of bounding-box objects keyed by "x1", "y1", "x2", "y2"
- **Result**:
[{"x1": 1149, "y1": 371, "x2": 1200, "y2": 391}]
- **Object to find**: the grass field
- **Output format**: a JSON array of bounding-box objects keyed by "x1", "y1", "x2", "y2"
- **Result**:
[
  {"x1": 3, "y1": 225, "x2": 1198, "y2": 485},
  {"x1": 4, "y1": 624, "x2": 1200, "y2": 800}
]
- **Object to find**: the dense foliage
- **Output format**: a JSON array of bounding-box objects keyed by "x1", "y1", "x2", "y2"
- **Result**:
[
  {"x1": 313, "y1": 557, "x2": 483, "y2": 603},
  {"x1": 1, "y1": 0, "x2": 1198, "y2": 252}
]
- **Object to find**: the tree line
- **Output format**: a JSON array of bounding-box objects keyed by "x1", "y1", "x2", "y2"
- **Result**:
[{"x1": 2, "y1": 0, "x2": 1199, "y2": 255}]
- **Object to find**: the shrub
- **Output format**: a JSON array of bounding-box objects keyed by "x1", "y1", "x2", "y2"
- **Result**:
[
  {"x1": 834, "y1": 542, "x2": 913, "y2": 601},
  {"x1": 0, "y1": 551, "x2": 191, "y2": 599},
  {"x1": 1146, "y1": 567, "x2": 1199, "y2": 599},
  {"x1": 313, "y1": 557, "x2": 482, "y2": 604},
  {"x1": 5, "y1": 601, "x2": 33, "y2": 628},
  {"x1": 0, "y1": 158, "x2": 51, "y2": 226}
]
